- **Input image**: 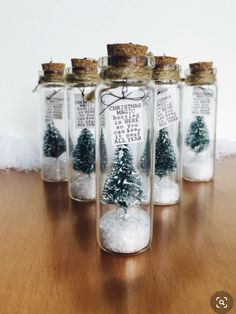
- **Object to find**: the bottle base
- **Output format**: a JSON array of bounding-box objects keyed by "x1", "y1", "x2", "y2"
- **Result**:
[
  {"x1": 153, "y1": 176, "x2": 180, "y2": 206},
  {"x1": 69, "y1": 194, "x2": 96, "y2": 202},
  {"x1": 183, "y1": 176, "x2": 213, "y2": 183},
  {"x1": 99, "y1": 206, "x2": 151, "y2": 255},
  {"x1": 98, "y1": 243, "x2": 151, "y2": 256},
  {"x1": 42, "y1": 177, "x2": 68, "y2": 183},
  {"x1": 182, "y1": 163, "x2": 214, "y2": 183},
  {"x1": 154, "y1": 199, "x2": 180, "y2": 206},
  {"x1": 69, "y1": 174, "x2": 96, "y2": 201}
]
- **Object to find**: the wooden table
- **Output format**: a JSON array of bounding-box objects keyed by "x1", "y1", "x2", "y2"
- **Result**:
[{"x1": 0, "y1": 158, "x2": 235, "y2": 314}]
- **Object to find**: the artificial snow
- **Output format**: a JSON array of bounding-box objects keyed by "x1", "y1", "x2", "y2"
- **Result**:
[
  {"x1": 42, "y1": 157, "x2": 67, "y2": 182},
  {"x1": 216, "y1": 139, "x2": 236, "y2": 159},
  {"x1": 0, "y1": 133, "x2": 40, "y2": 171},
  {"x1": 153, "y1": 176, "x2": 179, "y2": 205},
  {"x1": 70, "y1": 173, "x2": 96, "y2": 200},
  {"x1": 183, "y1": 163, "x2": 213, "y2": 181},
  {"x1": 99, "y1": 206, "x2": 150, "y2": 254}
]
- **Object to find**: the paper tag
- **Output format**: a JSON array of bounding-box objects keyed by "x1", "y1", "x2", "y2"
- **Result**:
[
  {"x1": 102, "y1": 88, "x2": 145, "y2": 146},
  {"x1": 74, "y1": 93, "x2": 95, "y2": 128},
  {"x1": 156, "y1": 86, "x2": 178, "y2": 129},
  {"x1": 108, "y1": 101, "x2": 144, "y2": 146},
  {"x1": 45, "y1": 89, "x2": 64, "y2": 123},
  {"x1": 192, "y1": 87, "x2": 215, "y2": 116}
]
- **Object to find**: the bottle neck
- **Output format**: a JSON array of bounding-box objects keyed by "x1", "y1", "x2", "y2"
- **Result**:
[
  {"x1": 66, "y1": 67, "x2": 98, "y2": 85},
  {"x1": 185, "y1": 68, "x2": 216, "y2": 85},
  {"x1": 152, "y1": 64, "x2": 181, "y2": 83},
  {"x1": 38, "y1": 82, "x2": 65, "y2": 90},
  {"x1": 100, "y1": 66, "x2": 152, "y2": 83}
]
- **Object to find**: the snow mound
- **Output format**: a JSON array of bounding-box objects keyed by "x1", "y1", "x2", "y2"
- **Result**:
[{"x1": 0, "y1": 133, "x2": 40, "y2": 171}]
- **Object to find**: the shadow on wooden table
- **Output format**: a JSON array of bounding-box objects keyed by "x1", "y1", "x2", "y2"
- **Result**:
[
  {"x1": 42, "y1": 181, "x2": 69, "y2": 222},
  {"x1": 99, "y1": 250, "x2": 150, "y2": 313},
  {"x1": 41, "y1": 176, "x2": 217, "y2": 314},
  {"x1": 70, "y1": 200, "x2": 97, "y2": 252}
]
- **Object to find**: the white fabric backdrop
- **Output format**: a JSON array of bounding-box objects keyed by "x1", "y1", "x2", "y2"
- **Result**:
[{"x1": 0, "y1": 0, "x2": 236, "y2": 169}]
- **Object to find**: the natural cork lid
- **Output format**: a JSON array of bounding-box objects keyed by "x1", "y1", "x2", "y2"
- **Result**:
[
  {"x1": 189, "y1": 62, "x2": 213, "y2": 71},
  {"x1": 154, "y1": 55, "x2": 177, "y2": 66},
  {"x1": 71, "y1": 58, "x2": 97, "y2": 68},
  {"x1": 107, "y1": 43, "x2": 148, "y2": 56},
  {"x1": 42, "y1": 62, "x2": 65, "y2": 72}
]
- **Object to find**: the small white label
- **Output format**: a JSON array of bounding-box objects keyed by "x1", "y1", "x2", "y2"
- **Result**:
[
  {"x1": 156, "y1": 86, "x2": 178, "y2": 129},
  {"x1": 108, "y1": 101, "x2": 143, "y2": 146},
  {"x1": 74, "y1": 93, "x2": 95, "y2": 128},
  {"x1": 45, "y1": 89, "x2": 64, "y2": 123},
  {"x1": 102, "y1": 88, "x2": 145, "y2": 146},
  {"x1": 192, "y1": 87, "x2": 215, "y2": 116}
]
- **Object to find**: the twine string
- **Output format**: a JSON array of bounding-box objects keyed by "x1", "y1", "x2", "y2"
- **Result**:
[
  {"x1": 152, "y1": 68, "x2": 180, "y2": 82},
  {"x1": 100, "y1": 66, "x2": 152, "y2": 81},
  {"x1": 186, "y1": 70, "x2": 216, "y2": 85},
  {"x1": 66, "y1": 72, "x2": 98, "y2": 84}
]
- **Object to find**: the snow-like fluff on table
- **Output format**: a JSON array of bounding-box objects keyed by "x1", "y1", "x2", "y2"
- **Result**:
[
  {"x1": 0, "y1": 134, "x2": 40, "y2": 171},
  {"x1": 216, "y1": 139, "x2": 236, "y2": 159}
]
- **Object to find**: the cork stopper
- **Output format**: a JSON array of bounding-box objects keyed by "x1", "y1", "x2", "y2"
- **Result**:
[
  {"x1": 66, "y1": 58, "x2": 98, "y2": 83},
  {"x1": 71, "y1": 58, "x2": 97, "y2": 69},
  {"x1": 154, "y1": 55, "x2": 177, "y2": 66},
  {"x1": 152, "y1": 55, "x2": 180, "y2": 81},
  {"x1": 39, "y1": 61, "x2": 65, "y2": 83},
  {"x1": 42, "y1": 62, "x2": 65, "y2": 73},
  {"x1": 107, "y1": 43, "x2": 148, "y2": 56},
  {"x1": 189, "y1": 62, "x2": 213, "y2": 72},
  {"x1": 105, "y1": 43, "x2": 149, "y2": 67}
]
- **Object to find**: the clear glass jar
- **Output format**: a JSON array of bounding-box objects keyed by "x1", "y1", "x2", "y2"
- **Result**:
[
  {"x1": 96, "y1": 44, "x2": 155, "y2": 255},
  {"x1": 66, "y1": 59, "x2": 98, "y2": 202},
  {"x1": 153, "y1": 58, "x2": 182, "y2": 205},
  {"x1": 37, "y1": 62, "x2": 67, "y2": 182},
  {"x1": 182, "y1": 62, "x2": 217, "y2": 182}
]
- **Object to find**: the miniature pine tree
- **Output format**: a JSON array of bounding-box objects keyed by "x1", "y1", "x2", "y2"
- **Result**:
[
  {"x1": 43, "y1": 123, "x2": 66, "y2": 158},
  {"x1": 68, "y1": 134, "x2": 74, "y2": 154},
  {"x1": 100, "y1": 129, "x2": 108, "y2": 172},
  {"x1": 185, "y1": 116, "x2": 210, "y2": 153},
  {"x1": 140, "y1": 129, "x2": 151, "y2": 176},
  {"x1": 103, "y1": 145, "x2": 144, "y2": 212},
  {"x1": 155, "y1": 128, "x2": 177, "y2": 179},
  {"x1": 72, "y1": 128, "x2": 95, "y2": 175}
]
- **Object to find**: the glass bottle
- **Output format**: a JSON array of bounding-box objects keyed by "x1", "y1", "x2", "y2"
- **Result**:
[
  {"x1": 96, "y1": 43, "x2": 155, "y2": 255},
  {"x1": 66, "y1": 58, "x2": 98, "y2": 201},
  {"x1": 152, "y1": 56, "x2": 182, "y2": 205},
  {"x1": 37, "y1": 62, "x2": 67, "y2": 182},
  {"x1": 182, "y1": 62, "x2": 217, "y2": 182}
]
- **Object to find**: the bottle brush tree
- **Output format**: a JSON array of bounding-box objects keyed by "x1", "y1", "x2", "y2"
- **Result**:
[
  {"x1": 155, "y1": 128, "x2": 177, "y2": 179},
  {"x1": 72, "y1": 128, "x2": 96, "y2": 176},
  {"x1": 103, "y1": 145, "x2": 144, "y2": 212},
  {"x1": 100, "y1": 129, "x2": 108, "y2": 173},
  {"x1": 185, "y1": 115, "x2": 210, "y2": 153},
  {"x1": 140, "y1": 129, "x2": 151, "y2": 176},
  {"x1": 43, "y1": 123, "x2": 66, "y2": 158}
]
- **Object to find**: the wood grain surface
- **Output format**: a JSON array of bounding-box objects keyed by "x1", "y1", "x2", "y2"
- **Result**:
[{"x1": 0, "y1": 158, "x2": 235, "y2": 314}]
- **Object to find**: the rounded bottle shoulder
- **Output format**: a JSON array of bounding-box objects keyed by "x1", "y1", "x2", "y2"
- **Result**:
[
  {"x1": 154, "y1": 80, "x2": 182, "y2": 87},
  {"x1": 38, "y1": 82, "x2": 65, "y2": 90},
  {"x1": 183, "y1": 82, "x2": 217, "y2": 88},
  {"x1": 96, "y1": 80, "x2": 155, "y2": 90},
  {"x1": 65, "y1": 82, "x2": 97, "y2": 88}
]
